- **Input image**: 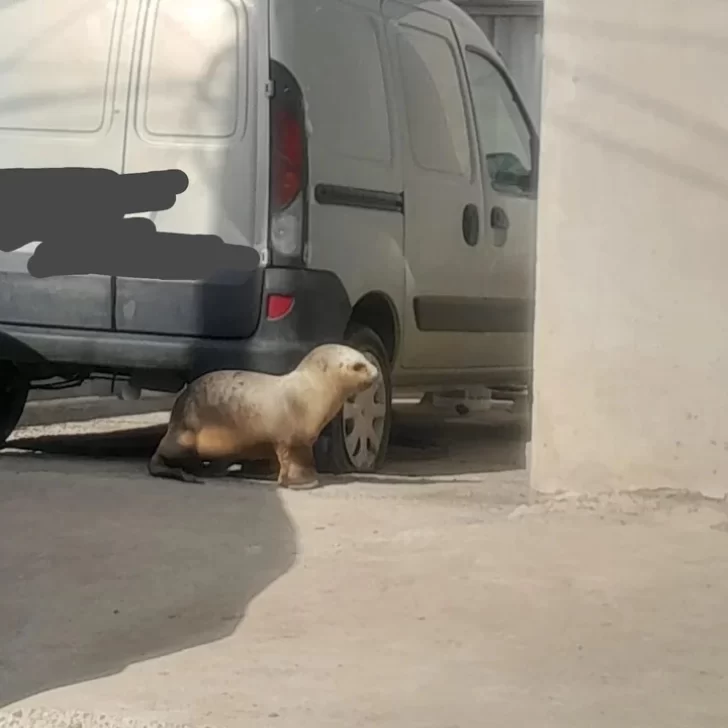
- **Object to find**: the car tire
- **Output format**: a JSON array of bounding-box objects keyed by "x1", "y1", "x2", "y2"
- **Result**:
[
  {"x1": 314, "y1": 323, "x2": 392, "y2": 475},
  {"x1": 0, "y1": 362, "x2": 30, "y2": 448}
]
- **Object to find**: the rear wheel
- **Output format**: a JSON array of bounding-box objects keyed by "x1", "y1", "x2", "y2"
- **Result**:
[
  {"x1": 314, "y1": 323, "x2": 392, "y2": 474},
  {"x1": 0, "y1": 363, "x2": 30, "y2": 447}
]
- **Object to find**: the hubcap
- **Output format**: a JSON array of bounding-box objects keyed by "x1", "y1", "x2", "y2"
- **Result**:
[{"x1": 342, "y1": 352, "x2": 387, "y2": 471}]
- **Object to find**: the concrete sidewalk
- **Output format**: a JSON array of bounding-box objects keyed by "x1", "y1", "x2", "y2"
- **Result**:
[{"x1": 1, "y1": 415, "x2": 727, "y2": 728}]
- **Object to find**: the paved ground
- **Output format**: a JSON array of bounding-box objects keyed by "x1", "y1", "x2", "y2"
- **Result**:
[{"x1": 1, "y1": 404, "x2": 728, "y2": 728}]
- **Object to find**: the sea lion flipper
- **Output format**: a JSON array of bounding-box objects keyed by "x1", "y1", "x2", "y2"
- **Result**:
[
  {"x1": 148, "y1": 449, "x2": 204, "y2": 484},
  {"x1": 276, "y1": 443, "x2": 320, "y2": 489},
  {"x1": 286, "y1": 477, "x2": 321, "y2": 491}
]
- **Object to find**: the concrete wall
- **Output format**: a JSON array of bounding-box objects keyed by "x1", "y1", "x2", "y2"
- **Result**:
[{"x1": 530, "y1": 0, "x2": 728, "y2": 498}]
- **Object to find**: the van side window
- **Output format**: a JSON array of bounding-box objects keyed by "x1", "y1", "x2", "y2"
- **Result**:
[
  {"x1": 464, "y1": 50, "x2": 533, "y2": 196},
  {"x1": 143, "y1": 0, "x2": 243, "y2": 139},
  {"x1": 397, "y1": 26, "x2": 471, "y2": 178}
]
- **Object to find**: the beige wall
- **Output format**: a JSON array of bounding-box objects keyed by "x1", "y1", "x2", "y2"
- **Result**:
[{"x1": 530, "y1": 0, "x2": 728, "y2": 497}]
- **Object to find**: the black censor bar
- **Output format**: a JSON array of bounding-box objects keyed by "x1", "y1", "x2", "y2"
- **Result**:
[{"x1": 0, "y1": 167, "x2": 260, "y2": 281}]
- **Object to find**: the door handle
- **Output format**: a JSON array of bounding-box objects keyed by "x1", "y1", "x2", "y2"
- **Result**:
[
  {"x1": 490, "y1": 205, "x2": 509, "y2": 247},
  {"x1": 462, "y1": 203, "x2": 479, "y2": 246},
  {"x1": 490, "y1": 206, "x2": 509, "y2": 231}
]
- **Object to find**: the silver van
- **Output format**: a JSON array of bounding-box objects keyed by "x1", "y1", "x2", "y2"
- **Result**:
[{"x1": 0, "y1": 0, "x2": 539, "y2": 473}]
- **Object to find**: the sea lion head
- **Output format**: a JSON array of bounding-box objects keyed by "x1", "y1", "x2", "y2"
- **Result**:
[{"x1": 299, "y1": 343, "x2": 380, "y2": 395}]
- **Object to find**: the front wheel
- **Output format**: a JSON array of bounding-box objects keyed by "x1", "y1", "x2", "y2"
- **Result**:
[
  {"x1": 0, "y1": 363, "x2": 30, "y2": 448},
  {"x1": 314, "y1": 323, "x2": 392, "y2": 474}
]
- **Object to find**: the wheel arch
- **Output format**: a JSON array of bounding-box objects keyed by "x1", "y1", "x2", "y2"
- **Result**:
[{"x1": 347, "y1": 290, "x2": 400, "y2": 367}]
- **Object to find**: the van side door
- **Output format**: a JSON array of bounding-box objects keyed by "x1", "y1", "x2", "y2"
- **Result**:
[
  {"x1": 462, "y1": 47, "x2": 539, "y2": 371},
  {"x1": 382, "y1": 1, "x2": 495, "y2": 372}
]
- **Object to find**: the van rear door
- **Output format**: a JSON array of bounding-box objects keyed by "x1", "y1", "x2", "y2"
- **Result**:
[
  {"x1": 115, "y1": 0, "x2": 269, "y2": 339},
  {"x1": 0, "y1": 0, "x2": 134, "y2": 330}
]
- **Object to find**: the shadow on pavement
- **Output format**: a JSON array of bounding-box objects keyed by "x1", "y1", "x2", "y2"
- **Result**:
[
  {"x1": 0, "y1": 435, "x2": 297, "y2": 708},
  {"x1": 385, "y1": 408, "x2": 529, "y2": 476},
  {"x1": 8, "y1": 424, "x2": 167, "y2": 460},
  {"x1": 6, "y1": 406, "x2": 529, "y2": 480}
]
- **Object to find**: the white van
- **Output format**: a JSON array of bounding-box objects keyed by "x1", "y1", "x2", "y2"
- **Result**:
[{"x1": 0, "y1": 0, "x2": 539, "y2": 473}]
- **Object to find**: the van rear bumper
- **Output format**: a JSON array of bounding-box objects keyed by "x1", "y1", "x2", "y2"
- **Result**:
[{"x1": 0, "y1": 267, "x2": 352, "y2": 381}]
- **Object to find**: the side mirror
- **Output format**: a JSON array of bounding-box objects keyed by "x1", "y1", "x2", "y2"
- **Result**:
[{"x1": 486, "y1": 152, "x2": 532, "y2": 193}]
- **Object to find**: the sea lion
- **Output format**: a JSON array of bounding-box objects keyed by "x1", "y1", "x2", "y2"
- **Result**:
[{"x1": 148, "y1": 343, "x2": 380, "y2": 488}]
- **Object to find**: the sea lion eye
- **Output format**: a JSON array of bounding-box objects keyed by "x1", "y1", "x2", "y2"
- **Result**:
[{"x1": 352, "y1": 362, "x2": 366, "y2": 372}]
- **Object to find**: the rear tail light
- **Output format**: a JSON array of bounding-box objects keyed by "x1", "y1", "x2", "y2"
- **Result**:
[
  {"x1": 266, "y1": 293, "x2": 295, "y2": 321},
  {"x1": 271, "y1": 107, "x2": 303, "y2": 212},
  {"x1": 268, "y1": 60, "x2": 308, "y2": 267}
]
